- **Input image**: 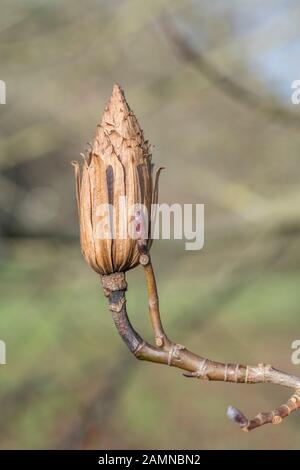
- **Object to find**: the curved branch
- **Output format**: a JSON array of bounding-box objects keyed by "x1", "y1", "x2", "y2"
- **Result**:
[{"x1": 101, "y1": 270, "x2": 300, "y2": 432}]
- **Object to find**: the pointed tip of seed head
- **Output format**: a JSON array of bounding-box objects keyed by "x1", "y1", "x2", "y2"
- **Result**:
[
  {"x1": 101, "y1": 83, "x2": 130, "y2": 125},
  {"x1": 111, "y1": 83, "x2": 126, "y2": 102},
  {"x1": 96, "y1": 84, "x2": 147, "y2": 158},
  {"x1": 112, "y1": 82, "x2": 123, "y2": 94}
]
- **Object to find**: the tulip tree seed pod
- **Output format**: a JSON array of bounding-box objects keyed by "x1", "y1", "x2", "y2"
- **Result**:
[{"x1": 72, "y1": 84, "x2": 163, "y2": 275}]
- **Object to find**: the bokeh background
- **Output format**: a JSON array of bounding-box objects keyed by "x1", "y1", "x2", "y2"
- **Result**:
[{"x1": 1, "y1": 0, "x2": 300, "y2": 450}]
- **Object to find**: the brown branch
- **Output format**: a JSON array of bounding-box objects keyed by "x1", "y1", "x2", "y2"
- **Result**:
[
  {"x1": 160, "y1": 17, "x2": 300, "y2": 129},
  {"x1": 141, "y1": 257, "x2": 170, "y2": 348},
  {"x1": 101, "y1": 268, "x2": 300, "y2": 433}
]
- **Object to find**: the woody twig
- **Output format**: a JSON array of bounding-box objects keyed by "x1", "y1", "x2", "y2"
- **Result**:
[{"x1": 101, "y1": 267, "x2": 300, "y2": 432}]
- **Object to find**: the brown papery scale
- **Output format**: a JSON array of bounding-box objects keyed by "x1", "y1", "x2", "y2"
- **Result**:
[{"x1": 73, "y1": 84, "x2": 300, "y2": 432}]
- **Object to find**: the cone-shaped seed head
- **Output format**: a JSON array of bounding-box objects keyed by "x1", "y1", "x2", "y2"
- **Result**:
[{"x1": 73, "y1": 84, "x2": 163, "y2": 275}]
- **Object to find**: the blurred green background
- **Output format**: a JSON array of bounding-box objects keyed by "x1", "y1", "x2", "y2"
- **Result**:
[{"x1": 1, "y1": 0, "x2": 300, "y2": 450}]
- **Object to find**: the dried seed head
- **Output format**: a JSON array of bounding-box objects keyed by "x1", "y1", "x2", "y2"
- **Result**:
[{"x1": 73, "y1": 84, "x2": 163, "y2": 275}]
